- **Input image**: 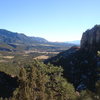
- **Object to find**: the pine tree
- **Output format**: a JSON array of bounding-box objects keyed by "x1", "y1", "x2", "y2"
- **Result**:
[
  {"x1": 28, "y1": 66, "x2": 37, "y2": 100},
  {"x1": 36, "y1": 70, "x2": 47, "y2": 100},
  {"x1": 13, "y1": 67, "x2": 30, "y2": 100}
]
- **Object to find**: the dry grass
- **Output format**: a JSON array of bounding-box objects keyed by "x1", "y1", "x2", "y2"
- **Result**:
[
  {"x1": 34, "y1": 55, "x2": 49, "y2": 60},
  {"x1": 3, "y1": 56, "x2": 14, "y2": 59},
  {"x1": 25, "y1": 50, "x2": 59, "y2": 54}
]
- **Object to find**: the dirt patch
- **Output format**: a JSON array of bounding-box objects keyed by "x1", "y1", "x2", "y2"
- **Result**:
[
  {"x1": 3, "y1": 56, "x2": 14, "y2": 59},
  {"x1": 34, "y1": 55, "x2": 49, "y2": 60}
]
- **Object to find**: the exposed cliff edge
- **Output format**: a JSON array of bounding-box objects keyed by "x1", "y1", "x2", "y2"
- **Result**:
[
  {"x1": 81, "y1": 25, "x2": 100, "y2": 52},
  {"x1": 45, "y1": 25, "x2": 100, "y2": 91}
]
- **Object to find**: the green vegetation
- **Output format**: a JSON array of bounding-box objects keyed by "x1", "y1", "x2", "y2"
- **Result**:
[
  {"x1": 0, "y1": 60, "x2": 78, "y2": 100},
  {"x1": 0, "y1": 50, "x2": 99, "y2": 100},
  {"x1": 0, "y1": 28, "x2": 100, "y2": 100}
]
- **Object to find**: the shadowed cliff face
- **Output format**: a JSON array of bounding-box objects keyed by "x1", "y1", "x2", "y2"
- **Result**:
[
  {"x1": 45, "y1": 25, "x2": 100, "y2": 91},
  {"x1": 81, "y1": 25, "x2": 100, "y2": 51},
  {"x1": 0, "y1": 72, "x2": 18, "y2": 98}
]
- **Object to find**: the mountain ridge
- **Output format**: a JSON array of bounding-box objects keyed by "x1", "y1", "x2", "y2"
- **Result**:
[
  {"x1": 0, "y1": 29, "x2": 48, "y2": 44},
  {"x1": 0, "y1": 29, "x2": 74, "y2": 52}
]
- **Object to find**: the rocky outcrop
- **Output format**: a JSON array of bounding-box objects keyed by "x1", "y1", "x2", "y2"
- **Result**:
[
  {"x1": 45, "y1": 47, "x2": 98, "y2": 91},
  {"x1": 45, "y1": 25, "x2": 100, "y2": 91},
  {"x1": 81, "y1": 25, "x2": 100, "y2": 51}
]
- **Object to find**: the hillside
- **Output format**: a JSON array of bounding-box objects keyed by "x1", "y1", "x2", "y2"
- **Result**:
[
  {"x1": 0, "y1": 29, "x2": 48, "y2": 44},
  {"x1": 45, "y1": 25, "x2": 100, "y2": 91},
  {"x1": 0, "y1": 29, "x2": 74, "y2": 52}
]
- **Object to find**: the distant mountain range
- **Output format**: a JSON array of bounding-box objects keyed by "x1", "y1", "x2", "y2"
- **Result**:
[
  {"x1": 0, "y1": 29, "x2": 75, "y2": 52},
  {"x1": 66, "y1": 40, "x2": 80, "y2": 45},
  {"x1": 0, "y1": 29, "x2": 48, "y2": 44}
]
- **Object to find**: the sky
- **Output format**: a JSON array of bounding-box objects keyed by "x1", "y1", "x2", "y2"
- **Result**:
[{"x1": 0, "y1": 0, "x2": 100, "y2": 42}]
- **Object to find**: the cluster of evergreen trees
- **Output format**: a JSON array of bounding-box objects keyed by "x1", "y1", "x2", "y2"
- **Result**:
[
  {"x1": 0, "y1": 58, "x2": 100, "y2": 100},
  {"x1": 10, "y1": 61, "x2": 77, "y2": 100}
]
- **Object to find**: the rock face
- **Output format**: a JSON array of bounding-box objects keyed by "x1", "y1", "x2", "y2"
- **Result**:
[
  {"x1": 45, "y1": 25, "x2": 100, "y2": 91},
  {"x1": 81, "y1": 25, "x2": 100, "y2": 51}
]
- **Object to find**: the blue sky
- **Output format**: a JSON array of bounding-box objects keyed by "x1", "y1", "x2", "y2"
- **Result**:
[{"x1": 0, "y1": 0, "x2": 100, "y2": 42}]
